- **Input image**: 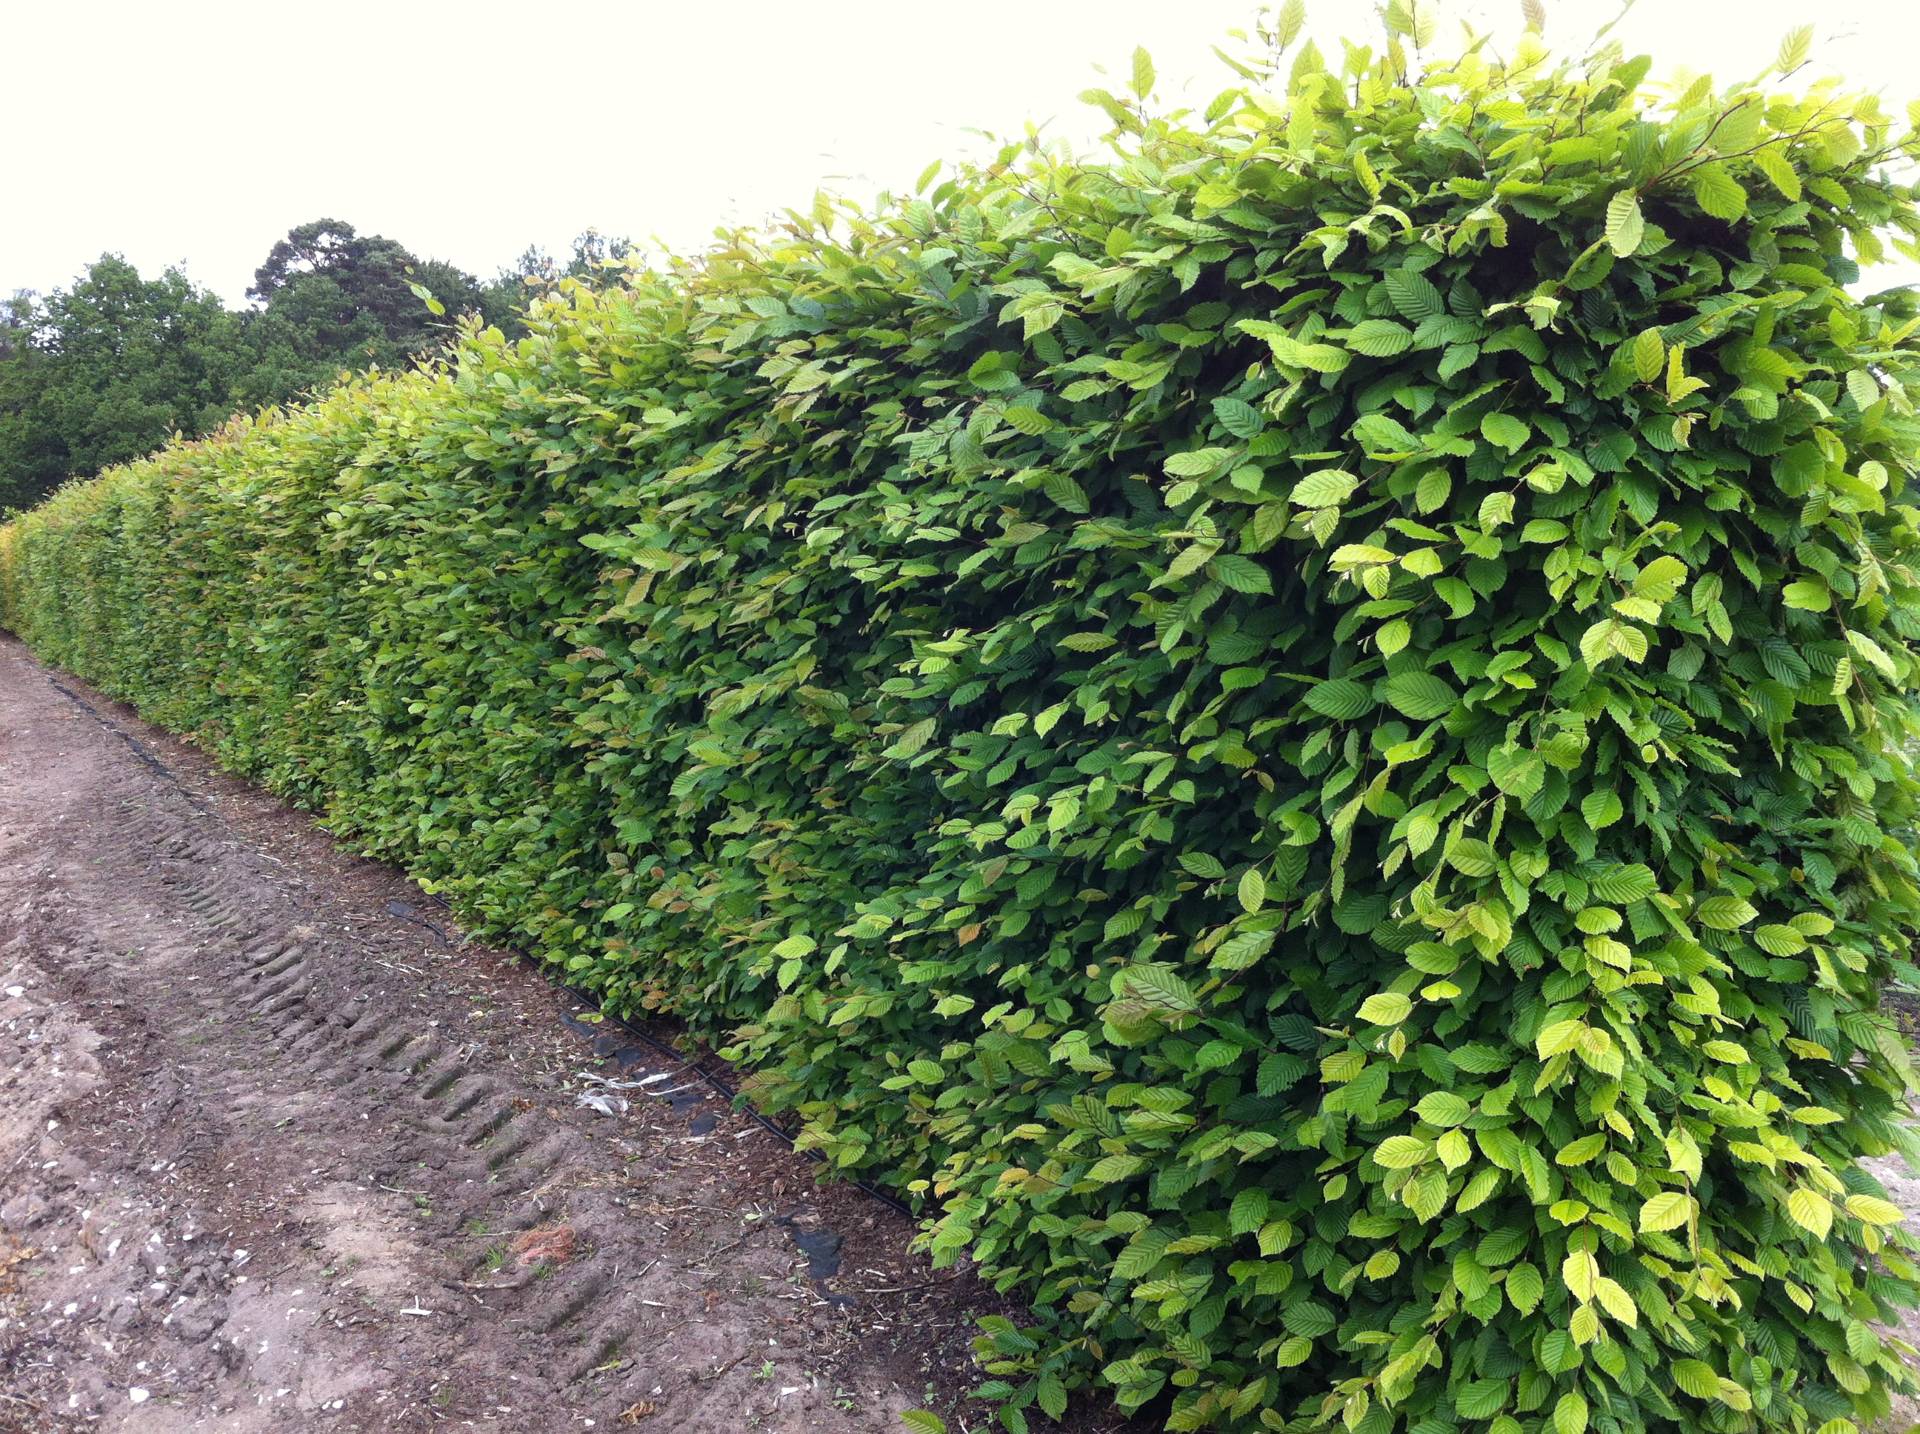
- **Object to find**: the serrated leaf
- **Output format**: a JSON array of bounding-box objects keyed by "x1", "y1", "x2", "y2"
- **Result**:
[
  {"x1": 1787, "y1": 1187, "x2": 1833, "y2": 1239},
  {"x1": 1130, "y1": 45, "x2": 1155, "y2": 99},
  {"x1": 1375, "y1": 1135, "x2": 1431, "y2": 1169},
  {"x1": 1210, "y1": 553, "x2": 1274, "y2": 594},
  {"x1": 1289, "y1": 467, "x2": 1360, "y2": 508},
  {"x1": 1212, "y1": 395, "x2": 1266, "y2": 440},
  {"x1": 1415, "y1": 1091, "x2": 1471, "y2": 1126},
  {"x1": 1238, "y1": 866, "x2": 1267, "y2": 913},
  {"x1": 1777, "y1": 22, "x2": 1812, "y2": 71},
  {"x1": 1641, "y1": 1191, "x2": 1694, "y2": 1231},
  {"x1": 1633, "y1": 329, "x2": 1665, "y2": 383},
  {"x1": 1384, "y1": 268, "x2": 1446, "y2": 322},
  {"x1": 1606, "y1": 191, "x2": 1645, "y2": 256},
  {"x1": 1381, "y1": 670, "x2": 1458, "y2": 720},
  {"x1": 1693, "y1": 164, "x2": 1747, "y2": 221},
  {"x1": 1358, "y1": 991, "x2": 1413, "y2": 1025},
  {"x1": 1845, "y1": 1194, "x2": 1903, "y2": 1226},
  {"x1": 1672, "y1": 1361, "x2": 1719, "y2": 1400},
  {"x1": 1304, "y1": 677, "x2": 1375, "y2": 720},
  {"x1": 1506, "y1": 1262, "x2": 1543, "y2": 1314},
  {"x1": 1347, "y1": 319, "x2": 1414, "y2": 357},
  {"x1": 1753, "y1": 147, "x2": 1802, "y2": 200},
  {"x1": 1165, "y1": 447, "x2": 1232, "y2": 479},
  {"x1": 1480, "y1": 412, "x2": 1531, "y2": 453},
  {"x1": 1414, "y1": 467, "x2": 1452, "y2": 514},
  {"x1": 1695, "y1": 895, "x2": 1757, "y2": 930},
  {"x1": 1782, "y1": 578, "x2": 1830, "y2": 612},
  {"x1": 1581, "y1": 790, "x2": 1623, "y2": 830}
]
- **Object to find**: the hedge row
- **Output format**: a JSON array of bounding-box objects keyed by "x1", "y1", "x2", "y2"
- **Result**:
[{"x1": 9, "y1": 14, "x2": 1920, "y2": 1432}]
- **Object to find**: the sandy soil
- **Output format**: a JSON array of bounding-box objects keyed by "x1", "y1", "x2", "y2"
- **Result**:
[{"x1": 0, "y1": 636, "x2": 1129, "y2": 1434}]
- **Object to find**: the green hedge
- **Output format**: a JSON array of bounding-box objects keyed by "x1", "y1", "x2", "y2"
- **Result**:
[{"x1": 9, "y1": 14, "x2": 1920, "y2": 1432}]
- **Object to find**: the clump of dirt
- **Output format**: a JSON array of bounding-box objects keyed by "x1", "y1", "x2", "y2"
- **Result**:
[{"x1": 0, "y1": 636, "x2": 1137, "y2": 1434}]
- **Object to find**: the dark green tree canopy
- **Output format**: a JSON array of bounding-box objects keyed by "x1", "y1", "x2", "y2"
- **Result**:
[
  {"x1": 0, "y1": 257, "x2": 247, "y2": 510},
  {"x1": 0, "y1": 220, "x2": 624, "y2": 509},
  {"x1": 238, "y1": 217, "x2": 484, "y2": 407}
]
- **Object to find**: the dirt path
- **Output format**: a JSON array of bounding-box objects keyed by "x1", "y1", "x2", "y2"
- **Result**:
[{"x1": 0, "y1": 635, "x2": 1070, "y2": 1434}]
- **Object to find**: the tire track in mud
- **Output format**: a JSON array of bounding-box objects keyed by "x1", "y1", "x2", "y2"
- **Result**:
[{"x1": 0, "y1": 638, "x2": 1039, "y2": 1434}]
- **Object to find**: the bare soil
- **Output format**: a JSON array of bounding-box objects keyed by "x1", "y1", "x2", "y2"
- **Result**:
[{"x1": 0, "y1": 636, "x2": 1132, "y2": 1434}]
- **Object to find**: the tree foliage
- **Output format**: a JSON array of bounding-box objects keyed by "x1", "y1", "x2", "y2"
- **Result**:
[
  {"x1": 0, "y1": 222, "x2": 615, "y2": 509},
  {"x1": 8, "y1": 12, "x2": 1920, "y2": 1434},
  {"x1": 240, "y1": 217, "x2": 486, "y2": 406},
  {"x1": 0, "y1": 258, "x2": 247, "y2": 509}
]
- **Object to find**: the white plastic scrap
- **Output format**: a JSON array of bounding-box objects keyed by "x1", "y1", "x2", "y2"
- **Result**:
[{"x1": 573, "y1": 1071, "x2": 657, "y2": 1116}]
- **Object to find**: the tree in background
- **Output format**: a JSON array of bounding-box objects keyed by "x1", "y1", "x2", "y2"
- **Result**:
[
  {"x1": 0, "y1": 222, "x2": 638, "y2": 509},
  {"x1": 238, "y1": 218, "x2": 482, "y2": 408},
  {"x1": 0, "y1": 259, "x2": 248, "y2": 511}
]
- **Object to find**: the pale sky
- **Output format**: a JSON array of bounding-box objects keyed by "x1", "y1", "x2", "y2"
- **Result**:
[{"x1": 6, "y1": 0, "x2": 1919, "y2": 305}]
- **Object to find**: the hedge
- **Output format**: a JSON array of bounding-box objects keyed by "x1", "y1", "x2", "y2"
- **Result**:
[{"x1": 8, "y1": 12, "x2": 1920, "y2": 1432}]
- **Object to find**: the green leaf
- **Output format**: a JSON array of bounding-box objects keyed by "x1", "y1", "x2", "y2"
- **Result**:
[
  {"x1": 884, "y1": 717, "x2": 938, "y2": 759},
  {"x1": 1693, "y1": 164, "x2": 1747, "y2": 221},
  {"x1": 1672, "y1": 1362, "x2": 1719, "y2": 1401},
  {"x1": 1606, "y1": 191, "x2": 1645, "y2": 257},
  {"x1": 1130, "y1": 45, "x2": 1155, "y2": 99},
  {"x1": 1632, "y1": 329, "x2": 1665, "y2": 383},
  {"x1": 1358, "y1": 991, "x2": 1413, "y2": 1025},
  {"x1": 1777, "y1": 23, "x2": 1812, "y2": 71},
  {"x1": 1347, "y1": 319, "x2": 1414, "y2": 357},
  {"x1": 1641, "y1": 1191, "x2": 1694, "y2": 1232},
  {"x1": 1846, "y1": 1194, "x2": 1904, "y2": 1226},
  {"x1": 1381, "y1": 671, "x2": 1458, "y2": 720},
  {"x1": 1212, "y1": 396, "x2": 1266, "y2": 439},
  {"x1": 1480, "y1": 413, "x2": 1531, "y2": 452},
  {"x1": 1303, "y1": 677, "x2": 1375, "y2": 720},
  {"x1": 1505, "y1": 1262, "x2": 1543, "y2": 1314},
  {"x1": 1753, "y1": 147, "x2": 1802, "y2": 200},
  {"x1": 1165, "y1": 447, "x2": 1231, "y2": 479},
  {"x1": 1415, "y1": 1091, "x2": 1472, "y2": 1126},
  {"x1": 1384, "y1": 268, "x2": 1446, "y2": 321},
  {"x1": 1087, "y1": 1153, "x2": 1150, "y2": 1183},
  {"x1": 1782, "y1": 579, "x2": 1831, "y2": 612},
  {"x1": 1238, "y1": 866, "x2": 1267, "y2": 913},
  {"x1": 1289, "y1": 467, "x2": 1360, "y2": 508},
  {"x1": 1591, "y1": 865, "x2": 1658, "y2": 904},
  {"x1": 1695, "y1": 895, "x2": 1757, "y2": 930},
  {"x1": 1352, "y1": 413, "x2": 1421, "y2": 453},
  {"x1": 1413, "y1": 467, "x2": 1452, "y2": 514},
  {"x1": 1375, "y1": 1135, "x2": 1431, "y2": 1169},
  {"x1": 1486, "y1": 745, "x2": 1544, "y2": 800},
  {"x1": 1787, "y1": 1187, "x2": 1833, "y2": 1238},
  {"x1": 1211, "y1": 553, "x2": 1273, "y2": 594},
  {"x1": 1580, "y1": 791, "x2": 1623, "y2": 830}
]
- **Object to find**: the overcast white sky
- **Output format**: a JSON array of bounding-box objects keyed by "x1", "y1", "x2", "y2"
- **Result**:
[{"x1": 6, "y1": 0, "x2": 1919, "y2": 305}]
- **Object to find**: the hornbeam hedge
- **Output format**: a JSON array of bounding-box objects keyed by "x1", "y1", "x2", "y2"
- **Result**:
[{"x1": 9, "y1": 11, "x2": 1920, "y2": 1432}]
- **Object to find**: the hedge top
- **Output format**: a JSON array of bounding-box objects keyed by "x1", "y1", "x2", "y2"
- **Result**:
[{"x1": 8, "y1": 6, "x2": 1920, "y2": 1433}]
